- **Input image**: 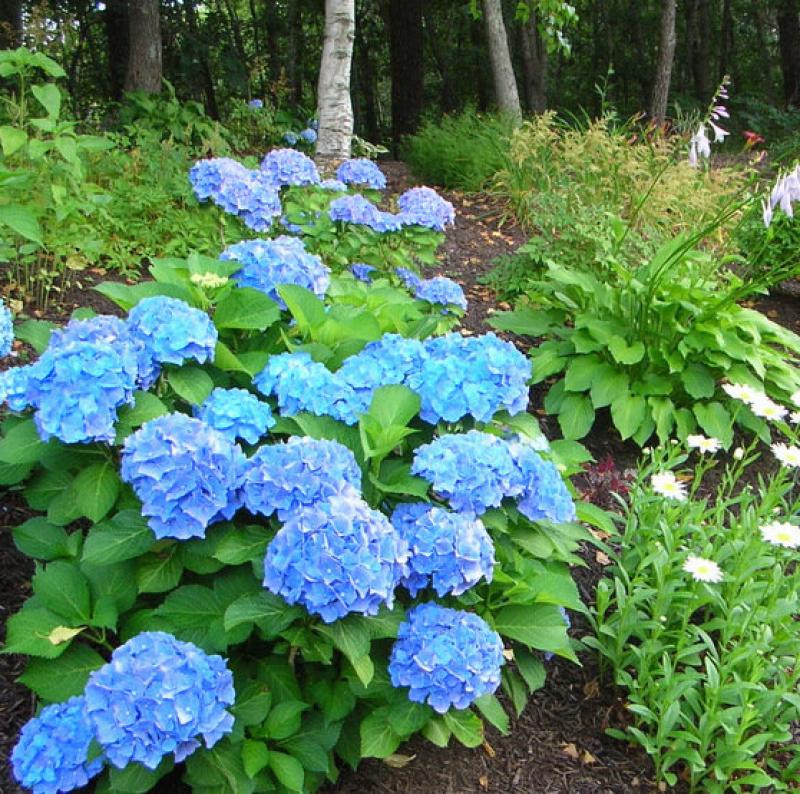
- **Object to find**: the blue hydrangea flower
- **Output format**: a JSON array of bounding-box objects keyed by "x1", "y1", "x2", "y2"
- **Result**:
[
  {"x1": 349, "y1": 263, "x2": 376, "y2": 283},
  {"x1": 25, "y1": 341, "x2": 138, "y2": 444},
  {"x1": 299, "y1": 127, "x2": 318, "y2": 144},
  {"x1": 329, "y1": 194, "x2": 405, "y2": 233},
  {"x1": 221, "y1": 237, "x2": 330, "y2": 309},
  {"x1": 189, "y1": 157, "x2": 250, "y2": 202},
  {"x1": 280, "y1": 215, "x2": 304, "y2": 234},
  {"x1": 395, "y1": 267, "x2": 423, "y2": 291},
  {"x1": 248, "y1": 98, "x2": 263, "y2": 109},
  {"x1": 0, "y1": 297, "x2": 13, "y2": 357},
  {"x1": 260, "y1": 148, "x2": 320, "y2": 187},
  {"x1": 242, "y1": 435, "x2": 362, "y2": 520},
  {"x1": 195, "y1": 388, "x2": 275, "y2": 445},
  {"x1": 509, "y1": 438, "x2": 576, "y2": 524},
  {"x1": 397, "y1": 187, "x2": 456, "y2": 231},
  {"x1": 11, "y1": 695, "x2": 104, "y2": 794},
  {"x1": 0, "y1": 365, "x2": 32, "y2": 412},
  {"x1": 406, "y1": 333, "x2": 530, "y2": 424},
  {"x1": 253, "y1": 351, "x2": 360, "y2": 424},
  {"x1": 84, "y1": 632, "x2": 235, "y2": 771},
  {"x1": 391, "y1": 503, "x2": 494, "y2": 597},
  {"x1": 388, "y1": 603, "x2": 504, "y2": 713},
  {"x1": 336, "y1": 159, "x2": 387, "y2": 190},
  {"x1": 263, "y1": 486, "x2": 408, "y2": 623},
  {"x1": 337, "y1": 334, "x2": 427, "y2": 414},
  {"x1": 414, "y1": 277, "x2": 468, "y2": 312},
  {"x1": 320, "y1": 178, "x2": 347, "y2": 192},
  {"x1": 283, "y1": 131, "x2": 298, "y2": 146},
  {"x1": 411, "y1": 431, "x2": 522, "y2": 515},
  {"x1": 228, "y1": 171, "x2": 283, "y2": 232},
  {"x1": 127, "y1": 296, "x2": 217, "y2": 387},
  {"x1": 121, "y1": 413, "x2": 246, "y2": 540}
]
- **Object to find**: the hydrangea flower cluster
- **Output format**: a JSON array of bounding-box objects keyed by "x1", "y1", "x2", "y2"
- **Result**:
[
  {"x1": 336, "y1": 158, "x2": 387, "y2": 190},
  {"x1": 195, "y1": 388, "x2": 275, "y2": 445},
  {"x1": 395, "y1": 267, "x2": 423, "y2": 291},
  {"x1": 24, "y1": 341, "x2": 138, "y2": 444},
  {"x1": 299, "y1": 128, "x2": 317, "y2": 144},
  {"x1": 320, "y1": 178, "x2": 347, "y2": 192},
  {"x1": 0, "y1": 365, "x2": 31, "y2": 412},
  {"x1": 254, "y1": 351, "x2": 360, "y2": 424},
  {"x1": 397, "y1": 187, "x2": 456, "y2": 231},
  {"x1": 248, "y1": 98, "x2": 263, "y2": 109},
  {"x1": 189, "y1": 157, "x2": 250, "y2": 201},
  {"x1": 391, "y1": 503, "x2": 495, "y2": 596},
  {"x1": 221, "y1": 237, "x2": 330, "y2": 308},
  {"x1": 328, "y1": 194, "x2": 404, "y2": 233},
  {"x1": 414, "y1": 276, "x2": 468, "y2": 311},
  {"x1": 260, "y1": 148, "x2": 320, "y2": 187},
  {"x1": 221, "y1": 170, "x2": 282, "y2": 232},
  {"x1": 263, "y1": 485, "x2": 409, "y2": 623},
  {"x1": 349, "y1": 263, "x2": 376, "y2": 283},
  {"x1": 412, "y1": 431, "x2": 521, "y2": 515},
  {"x1": 84, "y1": 632, "x2": 235, "y2": 770},
  {"x1": 127, "y1": 296, "x2": 218, "y2": 388},
  {"x1": 510, "y1": 438, "x2": 577, "y2": 524},
  {"x1": 11, "y1": 696, "x2": 104, "y2": 794},
  {"x1": 121, "y1": 413, "x2": 245, "y2": 540},
  {"x1": 242, "y1": 436, "x2": 361, "y2": 520},
  {"x1": 388, "y1": 603, "x2": 504, "y2": 713},
  {"x1": 0, "y1": 297, "x2": 13, "y2": 357},
  {"x1": 407, "y1": 333, "x2": 530, "y2": 424},
  {"x1": 283, "y1": 131, "x2": 298, "y2": 146}
]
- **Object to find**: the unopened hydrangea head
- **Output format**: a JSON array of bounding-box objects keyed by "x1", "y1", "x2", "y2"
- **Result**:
[
  {"x1": 222, "y1": 237, "x2": 330, "y2": 309},
  {"x1": 349, "y1": 263, "x2": 376, "y2": 283},
  {"x1": 121, "y1": 413, "x2": 246, "y2": 540},
  {"x1": 397, "y1": 187, "x2": 455, "y2": 231},
  {"x1": 391, "y1": 503, "x2": 494, "y2": 597},
  {"x1": 189, "y1": 157, "x2": 250, "y2": 202},
  {"x1": 320, "y1": 178, "x2": 347, "y2": 192},
  {"x1": 84, "y1": 632, "x2": 235, "y2": 771},
  {"x1": 0, "y1": 297, "x2": 13, "y2": 357},
  {"x1": 127, "y1": 296, "x2": 217, "y2": 387},
  {"x1": 411, "y1": 431, "x2": 521, "y2": 515},
  {"x1": 407, "y1": 333, "x2": 530, "y2": 424},
  {"x1": 25, "y1": 341, "x2": 138, "y2": 444},
  {"x1": 509, "y1": 437, "x2": 576, "y2": 524},
  {"x1": 388, "y1": 603, "x2": 504, "y2": 713},
  {"x1": 253, "y1": 351, "x2": 360, "y2": 424},
  {"x1": 0, "y1": 365, "x2": 32, "y2": 412},
  {"x1": 242, "y1": 435, "x2": 361, "y2": 520},
  {"x1": 195, "y1": 388, "x2": 275, "y2": 445},
  {"x1": 336, "y1": 158, "x2": 387, "y2": 190},
  {"x1": 12, "y1": 695, "x2": 104, "y2": 794},
  {"x1": 260, "y1": 148, "x2": 320, "y2": 187},
  {"x1": 263, "y1": 486, "x2": 408, "y2": 622},
  {"x1": 299, "y1": 127, "x2": 317, "y2": 144},
  {"x1": 248, "y1": 98, "x2": 263, "y2": 108},
  {"x1": 283, "y1": 131, "x2": 298, "y2": 146},
  {"x1": 414, "y1": 277, "x2": 468, "y2": 312}
]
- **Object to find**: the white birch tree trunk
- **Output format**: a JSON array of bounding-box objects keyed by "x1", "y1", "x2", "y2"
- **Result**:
[
  {"x1": 482, "y1": 0, "x2": 522, "y2": 121},
  {"x1": 315, "y1": 0, "x2": 355, "y2": 167}
]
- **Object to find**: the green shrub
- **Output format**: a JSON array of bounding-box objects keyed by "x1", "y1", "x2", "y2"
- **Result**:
[{"x1": 403, "y1": 110, "x2": 516, "y2": 191}]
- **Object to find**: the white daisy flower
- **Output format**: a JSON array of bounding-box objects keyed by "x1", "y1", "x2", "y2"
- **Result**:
[
  {"x1": 790, "y1": 390, "x2": 800, "y2": 408},
  {"x1": 733, "y1": 447, "x2": 745, "y2": 460},
  {"x1": 651, "y1": 471, "x2": 687, "y2": 501},
  {"x1": 721, "y1": 382, "x2": 765, "y2": 405},
  {"x1": 760, "y1": 521, "x2": 800, "y2": 549},
  {"x1": 771, "y1": 442, "x2": 800, "y2": 468},
  {"x1": 683, "y1": 555, "x2": 723, "y2": 583},
  {"x1": 686, "y1": 434, "x2": 721, "y2": 454},
  {"x1": 790, "y1": 411, "x2": 800, "y2": 425},
  {"x1": 750, "y1": 397, "x2": 788, "y2": 422}
]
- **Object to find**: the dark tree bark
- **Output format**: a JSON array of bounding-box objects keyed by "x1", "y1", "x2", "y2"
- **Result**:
[
  {"x1": 354, "y1": 9, "x2": 379, "y2": 142},
  {"x1": 287, "y1": 0, "x2": 304, "y2": 106},
  {"x1": 649, "y1": 0, "x2": 677, "y2": 124},
  {"x1": 778, "y1": 0, "x2": 800, "y2": 107},
  {"x1": 388, "y1": 0, "x2": 424, "y2": 147},
  {"x1": 519, "y1": 11, "x2": 547, "y2": 114},
  {"x1": 125, "y1": 0, "x2": 162, "y2": 93},
  {"x1": 183, "y1": 0, "x2": 218, "y2": 118},
  {"x1": 105, "y1": 0, "x2": 129, "y2": 101},
  {"x1": 471, "y1": 14, "x2": 492, "y2": 112},
  {"x1": 0, "y1": 0, "x2": 22, "y2": 49},
  {"x1": 423, "y1": 6, "x2": 457, "y2": 113}
]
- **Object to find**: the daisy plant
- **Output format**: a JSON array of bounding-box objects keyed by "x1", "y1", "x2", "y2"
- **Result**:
[{"x1": 588, "y1": 424, "x2": 800, "y2": 792}]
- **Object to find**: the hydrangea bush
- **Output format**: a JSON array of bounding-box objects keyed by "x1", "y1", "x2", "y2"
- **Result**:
[{"x1": 0, "y1": 159, "x2": 598, "y2": 794}]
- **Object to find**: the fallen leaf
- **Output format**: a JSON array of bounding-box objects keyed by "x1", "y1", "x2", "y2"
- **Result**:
[
  {"x1": 482, "y1": 740, "x2": 496, "y2": 758},
  {"x1": 583, "y1": 679, "x2": 600, "y2": 699},
  {"x1": 562, "y1": 743, "x2": 580, "y2": 760},
  {"x1": 479, "y1": 775, "x2": 489, "y2": 789},
  {"x1": 581, "y1": 750, "x2": 597, "y2": 764},
  {"x1": 595, "y1": 551, "x2": 611, "y2": 566},
  {"x1": 383, "y1": 753, "x2": 416, "y2": 769}
]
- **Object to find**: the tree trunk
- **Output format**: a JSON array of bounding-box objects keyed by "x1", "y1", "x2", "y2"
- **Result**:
[
  {"x1": 0, "y1": 0, "x2": 22, "y2": 49},
  {"x1": 388, "y1": 0, "x2": 424, "y2": 147},
  {"x1": 315, "y1": 0, "x2": 355, "y2": 165},
  {"x1": 424, "y1": 6, "x2": 457, "y2": 113},
  {"x1": 287, "y1": 0, "x2": 304, "y2": 106},
  {"x1": 649, "y1": 0, "x2": 677, "y2": 124},
  {"x1": 125, "y1": 0, "x2": 162, "y2": 94},
  {"x1": 183, "y1": 0, "x2": 218, "y2": 118},
  {"x1": 355, "y1": 14, "x2": 379, "y2": 143},
  {"x1": 105, "y1": 0, "x2": 129, "y2": 102},
  {"x1": 481, "y1": 0, "x2": 521, "y2": 120},
  {"x1": 778, "y1": 0, "x2": 800, "y2": 107},
  {"x1": 519, "y1": 11, "x2": 547, "y2": 114}
]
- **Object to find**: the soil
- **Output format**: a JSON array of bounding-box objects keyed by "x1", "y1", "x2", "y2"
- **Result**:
[{"x1": 1, "y1": 160, "x2": 796, "y2": 793}]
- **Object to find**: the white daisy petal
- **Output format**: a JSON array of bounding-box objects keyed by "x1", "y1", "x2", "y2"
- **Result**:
[{"x1": 683, "y1": 555, "x2": 723, "y2": 583}]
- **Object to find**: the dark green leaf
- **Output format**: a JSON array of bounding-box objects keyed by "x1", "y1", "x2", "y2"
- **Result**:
[
  {"x1": 82, "y1": 510, "x2": 155, "y2": 565},
  {"x1": 214, "y1": 287, "x2": 280, "y2": 330},
  {"x1": 18, "y1": 643, "x2": 104, "y2": 701},
  {"x1": 169, "y1": 366, "x2": 214, "y2": 405},
  {"x1": 72, "y1": 462, "x2": 120, "y2": 522},
  {"x1": 13, "y1": 517, "x2": 71, "y2": 560}
]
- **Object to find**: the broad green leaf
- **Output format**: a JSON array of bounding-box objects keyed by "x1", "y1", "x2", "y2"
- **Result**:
[
  {"x1": 224, "y1": 591, "x2": 304, "y2": 636},
  {"x1": 681, "y1": 363, "x2": 716, "y2": 399},
  {"x1": 515, "y1": 648, "x2": 547, "y2": 693},
  {"x1": 136, "y1": 547, "x2": 184, "y2": 593},
  {"x1": 213, "y1": 525, "x2": 270, "y2": 566},
  {"x1": 557, "y1": 392, "x2": 595, "y2": 440},
  {"x1": 214, "y1": 287, "x2": 280, "y2": 330},
  {"x1": 360, "y1": 709, "x2": 402, "y2": 758},
  {"x1": 387, "y1": 698, "x2": 431, "y2": 736},
  {"x1": 13, "y1": 319, "x2": 55, "y2": 353},
  {"x1": 268, "y1": 750, "x2": 305, "y2": 792},
  {"x1": 72, "y1": 462, "x2": 120, "y2": 522},
  {"x1": 277, "y1": 284, "x2": 326, "y2": 330},
  {"x1": 115, "y1": 392, "x2": 169, "y2": 441},
  {"x1": 81, "y1": 510, "x2": 155, "y2": 565},
  {"x1": 19, "y1": 642, "x2": 104, "y2": 701},
  {"x1": 3, "y1": 606, "x2": 77, "y2": 658},
  {"x1": 31, "y1": 82, "x2": 62, "y2": 117},
  {"x1": 213, "y1": 340, "x2": 250, "y2": 373},
  {"x1": 0, "y1": 125, "x2": 27, "y2": 156},
  {"x1": 489, "y1": 306, "x2": 556, "y2": 337},
  {"x1": 443, "y1": 710, "x2": 483, "y2": 747},
  {"x1": 0, "y1": 419, "x2": 47, "y2": 464},
  {"x1": 168, "y1": 366, "x2": 214, "y2": 405},
  {"x1": 13, "y1": 517, "x2": 71, "y2": 560},
  {"x1": 231, "y1": 680, "x2": 272, "y2": 727},
  {"x1": 366, "y1": 385, "x2": 420, "y2": 429},
  {"x1": 32, "y1": 561, "x2": 92, "y2": 623},
  {"x1": 0, "y1": 203, "x2": 41, "y2": 243},
  {"x1": 241, "y1": 739, "x2": 270, "y2": 779},
  {"x1": 589, "y1": 364, "x2": 628, "y2": 408},
  {"x1": 316, "y1": 616, "x2": 372, "y2": 684},
  {"x1": 610, "y1": 393, "x2": 646, "y2": 440},
  {"x1": 265, "y1": 701, "x2": 309, "y2": 741},
  {"x1": 24, "y1": 469, "x2": 73, "y2": 510},
  {"x1": 474, "y1": 693, "x2": 510, "y2": 735},
  {"x1": 421, "y1": 716, "x2": 451, "y2": 747},
  {"x1": 493, "y1": 603, "x2": 577, "y2": 661},
  {"x1": 155, "y1": 585, "x2": 226, "y2": 651},
  {"x1": 105, "y1": 758, "x2": 174, "y2": 793},
  {"x1": 608, "y1": 336, "x2": 644, "y2": 365},
  {"x1": 564, "y1": 354, "x2": 603, "y2": 392},
  {"x1": 692, "y1": 401, "x2": 733, "y2": 448}
]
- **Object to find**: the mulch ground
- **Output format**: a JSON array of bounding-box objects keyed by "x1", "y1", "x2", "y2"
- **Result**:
[{"x1": 2, "y1": 160, "x2": 796, "y2": 792}]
